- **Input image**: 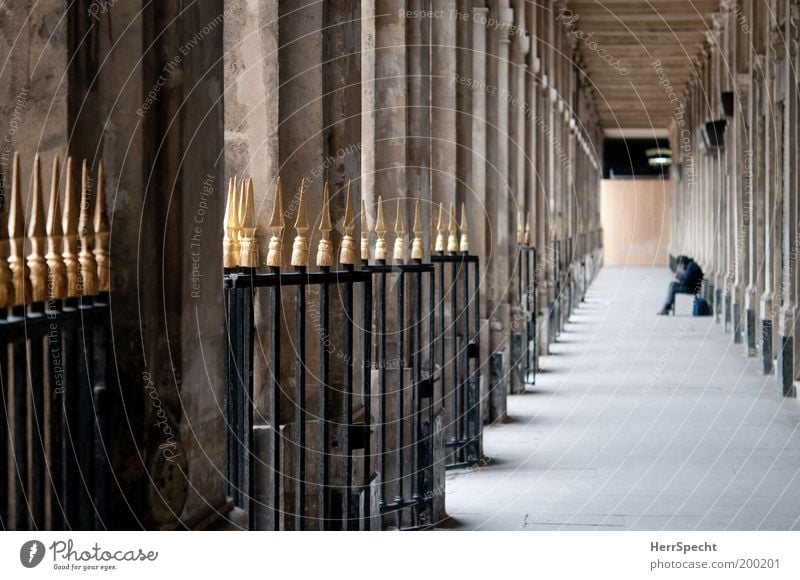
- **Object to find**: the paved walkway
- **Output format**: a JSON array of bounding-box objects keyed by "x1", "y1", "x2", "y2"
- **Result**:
[{"x1": 444, "y1": 267, "x2": 800, "y2": 530}]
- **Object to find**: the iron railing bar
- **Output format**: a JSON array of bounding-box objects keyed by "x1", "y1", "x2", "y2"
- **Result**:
[
  {"x1": 294, "y1": 267, "x2": 307, "y2": 531},
  {"x1": 319, "y1": 266, "x2": 330, "y2": 530}
]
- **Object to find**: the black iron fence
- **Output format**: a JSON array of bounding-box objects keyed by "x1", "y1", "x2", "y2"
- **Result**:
[
  {"x1": 432, "y1": 253, "x2": 481, "y2": 469},
  {"x1": 224, "y1": 265, "x2": 373, "y2": 531},
  {"x1": 1, "y1": 153, "x2": 111, "y2": 531},
  {"x1": 367, "y1": 260, "x2": 435, "y2": 530},
  {"x1": 223, "y1": 183, "x2": 482, "y2": 530}
]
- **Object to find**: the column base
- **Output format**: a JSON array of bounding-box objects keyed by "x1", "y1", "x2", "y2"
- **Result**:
[
  {"x1": 539, "y1": 308, "x2": 550, "y2": 355},
  {"x1": 488, "y1": 351, "x2": 508, "y2": 422},
  {"x1": 510, "y1": 332, "x2": 525, "y2": 395},
  {"x1": 732, "y1": 301, "x2": 743, "y2": 344},
  {"x1": 744, "y1": 308, "x2": 757, "y2": 356},
  {"x1": 723, "y1": 292, "x2": 731, "y2": 333},
  {"x1": 580, "y1": 262, "x2": 587, "y2": 302},
  {"x1": 777, "y1": 335, "x2": 796, "y2": 397},
  {"x1": 714, "y1": 286, "x2": 722, "y2": 323},
  {"x1": 548, "y1": 300, "x2": 558, "y2": 344},
  {"x1": 760, "y1": 318, "x2": 774, "y2": 375},
  {"x1": 567, "y1": 280, "x2": 573, "y2": 322}
]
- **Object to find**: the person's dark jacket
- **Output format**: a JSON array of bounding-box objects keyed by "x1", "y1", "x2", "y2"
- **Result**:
[{"x1": 677, "y1": 260, "x2": 703, "y2": 291}]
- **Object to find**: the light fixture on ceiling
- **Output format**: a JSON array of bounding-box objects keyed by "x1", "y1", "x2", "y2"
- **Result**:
[{"x1": 646, "y1": 147, "x2": 672, "y2": 167}]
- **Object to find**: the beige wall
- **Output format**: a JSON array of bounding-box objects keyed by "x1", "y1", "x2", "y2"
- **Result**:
[{"x1": 600, "y1": 179, "x2": 671, "y2": 266}]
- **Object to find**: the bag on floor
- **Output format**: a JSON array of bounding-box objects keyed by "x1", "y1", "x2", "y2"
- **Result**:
[{"x1": 693, "y1": 296, "x2": 711, "y2": 316}]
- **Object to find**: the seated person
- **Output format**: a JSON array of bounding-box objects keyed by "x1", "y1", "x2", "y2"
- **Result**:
[{"x1": 658, "y1": 255, "x2": 703, "y2": 315}]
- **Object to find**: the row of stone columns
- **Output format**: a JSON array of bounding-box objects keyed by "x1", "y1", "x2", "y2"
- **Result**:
[
  {"x1": 669, "y1": 0, "x2": 800, "y2": 397},
  {"x1": 224, "y1": 0, "x2": 603, "y2": 439},
  {"x1": 461, "y1": 1, "x2": 604, "y2": 410},
  {"x1": 222, "y1": 0, "x2": 603, "y2": 525},
  {"x1": 0, "y1": 0, "x2": 603, "y2": 528}
]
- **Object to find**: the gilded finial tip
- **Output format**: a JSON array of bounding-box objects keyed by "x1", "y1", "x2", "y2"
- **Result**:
[
  {"x1": 316, "y1": 182, "x2": 334, "y2": 267},
  {"x1": 393, "y1": 198, "x2": 406, "y2": 262},
  {"x1": 459, "y1": 202, "x2": 470, "y2": 253},
  {"x1": 374, "y1": 196, "x2": 387, "y2": 262},
  {"x1": 434, "y1": 202, "x2": 446, "y2": 253},
  {"x1": 411, "y1": 200, "x2": 424, "y2": 260},
  {"x1": 447, "y1": 202, "x2": 459, "y2": 253},
  {"x1": 339, "y1": 181, "x2": 358, "y2": 265},
  {"x1": 291, "y1": 179, "x2": 309, "y2": 267}
]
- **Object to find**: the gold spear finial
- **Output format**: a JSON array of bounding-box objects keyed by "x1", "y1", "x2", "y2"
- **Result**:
[
  {"x1": 360, "y1": 197, "x2": 370, "y2": 263},
  {"x1": 434, "y1": 202, "x2": 446, "y2": 253},
  {"x1": 9, "y1": 152, "x2": 30, "y2": 306},
  {"x1": 411, "y1": 199, "x2": 424, "y2": 260},
  {"x1": 447, "y1": 202, "x2": 459, "y2": 253},
  {"x1": 27, "y1": 154, "x2": 48, "y2": 302},
  {"x1": 0, "y1": 159, "x2": 13, "y2": 308},
  {"x1": 339, "y1": 181, "x2": 358, "y2": 266},
  {"x1": 62, "y1": 157, "x2": 80, "y2": 297},
  {"x1": 46, "y1": 156, "x2": 66, "y2": 300},
  {"x1": 94, "y1": 161, "x2": 111, "y2": 292},
  {"x1": 223, "y1": 176, "x2": 241, "y2": 268},
  {"x1": 374, "y1": 195, "x2": 387, "y2": 262},
  {"x1": 459, "y1": 202, "x2": 469, "y2": 253},
  {"x1": 316, "y1": 181, "x2": 334, "y2": 267},
  {"x1": 265, "y1": 177, "x2": 284, "y2": 268},
  {"x1": 237, "y1": 174, "x2": 247, "y2": 235},
  {"x1": 235, "y1": 176, "x2": 244, "y2": 242},
  {"x1": 78, "y1": 160, "x2": 98, "y2": 296},
  {"x1": 393, "y1": 198, "x2": 406, "y2": 263},
  {"x1": 517, "y1": 211, "x2": 524, "y2": 244},
  {"x1": 3, "y1": 153, "x2": 28, "y2": 306},
  {"x1": 291, "y1": 178, "x2": 309, "y2": 268},
  {"x1": 240, "y1": 177, "x2": 260, "y2": 268}
]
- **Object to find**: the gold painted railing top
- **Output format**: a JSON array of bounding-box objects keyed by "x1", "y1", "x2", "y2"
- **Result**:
[
  {"x1": 221, "y1": 176, "x2": 473, "y2": 269},
  {"x1": 0, "y1": 152, "x2": 110, "y2": 310}
]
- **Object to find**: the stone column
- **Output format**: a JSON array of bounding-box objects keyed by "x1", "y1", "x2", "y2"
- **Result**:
[
  {"x1": 526, "y1": 0, "x2": 547, "y2": 360},
  {"x1": 469, "y1": 6, "x2": 492, "y2": 423},
  {"x1": 115, "y1": 1, "x2": 228, "y2": 530},
  {"x1": 374, "y1": 1, "x2": 407, "y2": 230},
  {"x1": 760, "y1": 1, "x2": 778, "y2": 373},
  {"x1": 362, "y1": 0, "x2": 377, "y2": 210},
  {"x1": 454, "y1": 0, "x2": 472, "y2": 209},
  {"x1": 778, "y1": 0, "x2": 799, "y2": 397},
  {"x1": 223, "y1": 0, "x2": 279, "y2": 248},
  {"x1": 709, "y1": 38, "x2": 726, "y2": 321},
  {"x1": 745, "y1": 0, "x2": 764, "y2": 357},
  {"x1": 730, "y1": 4, "x2": 748, "y2": 343},
  {"x1": 406, "y1": 0, "x2": 432, "y2": 223},
  {"x1": 0, "y1": 1, "x2": 67, "y2": 182},
  {"x1": 65, "y1": 0, "x2": 229, "y2": 531},
  {"x1": 485, "y1": 0, "x2": 514, "y2": 421},
  {"x1": 545, "y1": 1, "x2": 558, "y2": 346},
  {"x1": 508, "y1": 3, "x2": 529, "y2": 395},
  {"x1": 431, "y1": 0, "x2": 458, "y2": 211}
]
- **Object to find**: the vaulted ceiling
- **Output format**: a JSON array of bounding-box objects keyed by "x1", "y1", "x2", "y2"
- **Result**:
[{"x1": 566, "y1": 0, "x2": 721, "y2": 133}]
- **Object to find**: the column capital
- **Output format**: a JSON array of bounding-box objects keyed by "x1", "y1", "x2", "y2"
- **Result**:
[{"x1": 491, "y1": 6, "x2": 515, "y2": 44}]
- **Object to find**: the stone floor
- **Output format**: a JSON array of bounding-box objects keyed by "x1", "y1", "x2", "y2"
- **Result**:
[{"x1": 443, "y1": 266, "x2": 800, "y2": 530}]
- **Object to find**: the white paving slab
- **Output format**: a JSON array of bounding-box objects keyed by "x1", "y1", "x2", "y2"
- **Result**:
[{"x1": 443, "y1": 267, "x2": 800, "y2": 530}]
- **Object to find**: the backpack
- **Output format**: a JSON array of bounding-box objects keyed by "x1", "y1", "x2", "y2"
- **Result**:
[{"x1": 693, "y1": 296, "x2": 711, "y2": 316}]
